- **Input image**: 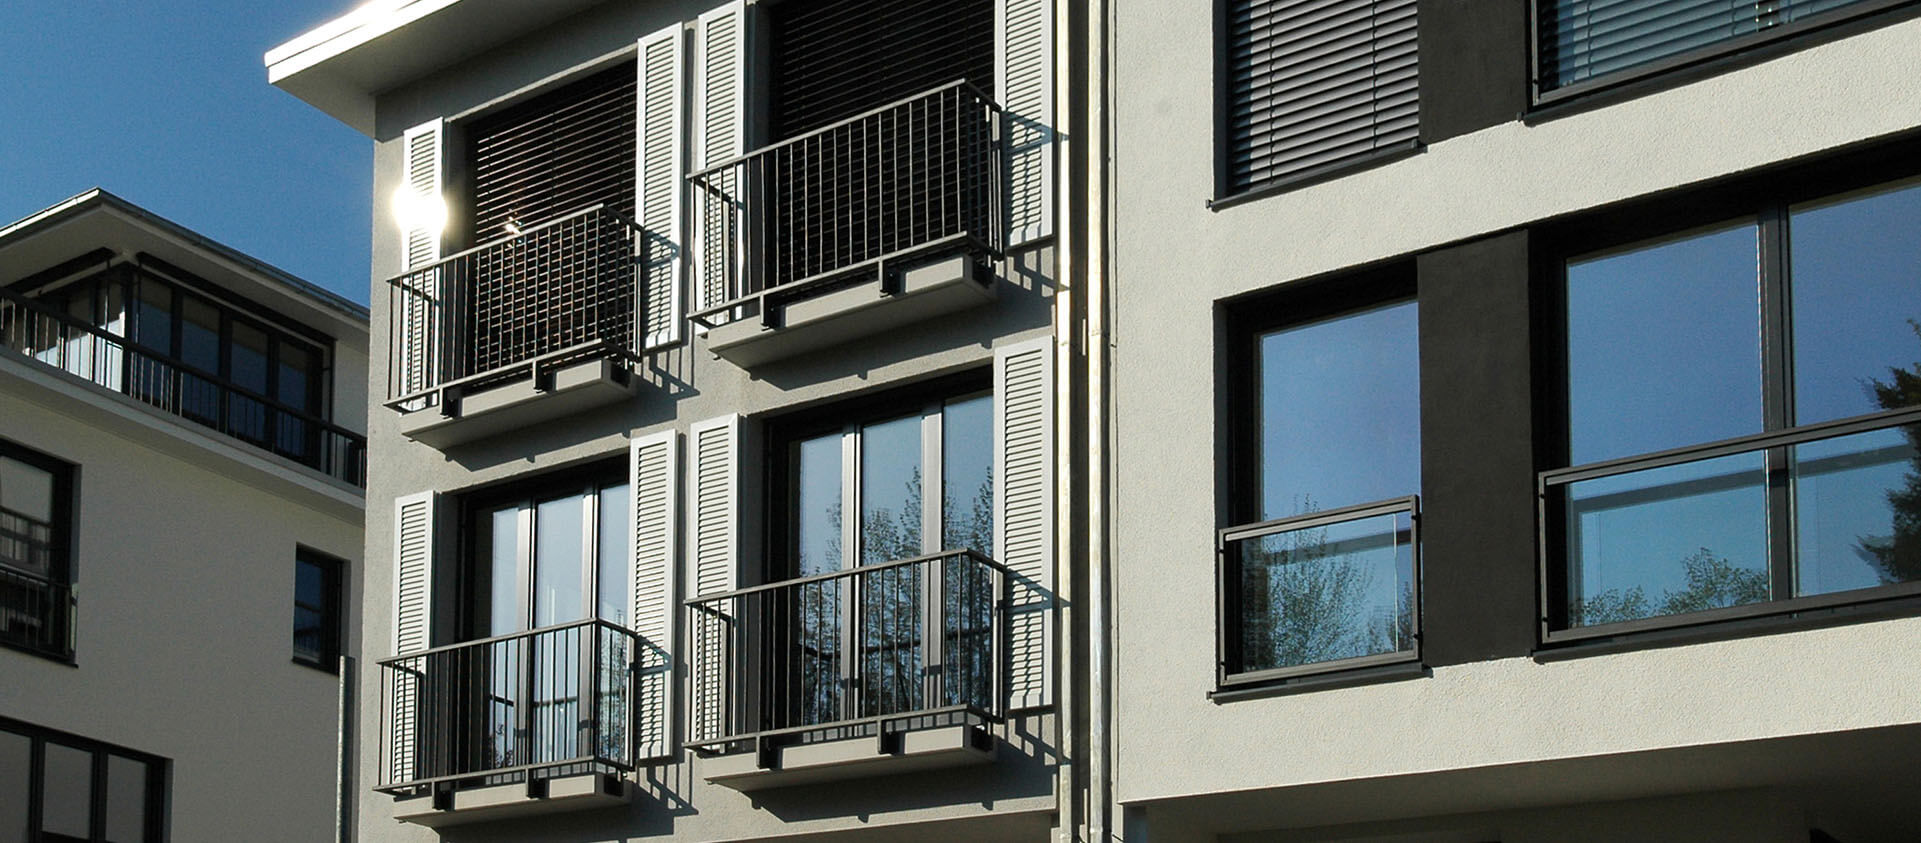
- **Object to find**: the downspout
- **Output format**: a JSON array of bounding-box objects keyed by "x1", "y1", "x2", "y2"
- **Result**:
[
  {"x1": 1082, "y1": 0, "x2": 1113, "y2": 833},
  {"x1": 336, "y1": 654, "x2": 356, "y2": 843}
]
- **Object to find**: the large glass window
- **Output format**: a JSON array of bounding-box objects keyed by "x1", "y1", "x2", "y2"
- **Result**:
[
  {"x1": 1551, "y1": 178, "x2": 1921, "y2": 635},
  {"x1": 0, "y1": 440, "x2": 75, "y2": 662},
  {"x1": 1222, "y1": 290, "x2": 1421, "y2": 684},
  {"x1": 0, "y1": 718, "x2": 165, "y2": 843},
  {"x1": 464, "y1": 469, "x2": 631, "y2": 637}
]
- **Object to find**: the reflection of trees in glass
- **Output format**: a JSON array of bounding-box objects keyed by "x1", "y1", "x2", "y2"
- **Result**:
[
  {"x1": 1572, "y1": 547, "x2": 1769, "y2": 626},
  {"x1": 1855, "y1": 321, "x2": 1921, "y2": 585},
  {"x1": 1240, "y1": 510, "x2": 1412, "y2": 671}
]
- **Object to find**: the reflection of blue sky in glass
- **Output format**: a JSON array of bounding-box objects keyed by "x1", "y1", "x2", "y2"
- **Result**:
[
  {"x1": 1566, "y1": 452, "x2": 1768, "y2": 611},
  {"x1": 597, "y1": 484, "x2": 630, "y2": 624},
  {"x1": 1791, "y1": 180, "x2": 1921, "y2": 425},
  {"x1": 1258, "y1": 300, "x2": 1419, "y2": 520},
  {"x1": 943, "y1": 396, "x2": 994, "y2": 555},
  {"x1": 861, "y1": 415, "x2": 923, "y2": 565},
  {"x1": 1795, "y1": 427, "x2": 1917, "y2": 595},
  {"x1": 794, "y1": 434, "x2": 843, "y2": 578},
  {"x1": 1567, "y1": 224, "x2": 1761, "y2": 464}
]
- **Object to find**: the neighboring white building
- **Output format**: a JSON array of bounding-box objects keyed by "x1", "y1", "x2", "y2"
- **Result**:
[{"x1": 0, "y1": 190, "x2": 368, "y2": 842}]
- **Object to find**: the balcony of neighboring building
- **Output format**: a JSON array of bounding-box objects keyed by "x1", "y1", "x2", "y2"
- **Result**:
[{"x1": 685, "y1": 548, "x2": 1010, "y2": 790}]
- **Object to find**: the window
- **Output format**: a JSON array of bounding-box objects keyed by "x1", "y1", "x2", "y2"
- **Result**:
[
  {"x1": 0, "y1": 439, "x2": 75, "y2": 662},
  {"x1": 760, "y1": 378, "x2": 997, "y2": 729},
  {"x1": 292, "y1": 549, "x2": 344, "y2": 670},
  {"x1": 1534, "y1": 0, "x2": 1916, "y2": 101},
  {"x1": 1218, "y1": 0, "x2": 1419, "y2": 199},
  {"x1": 0, "y1": 717, "x2": 167, "y2": 843},
  {"x1": 460, "y1": 465, "x2": 631, "y2": 638},
  {"x1": 1546, "y1": 178, "x2": 1921, "y2": 638},
  {"x1": 1221, "y1": 279, "x2": 1421, "y2": 684}
]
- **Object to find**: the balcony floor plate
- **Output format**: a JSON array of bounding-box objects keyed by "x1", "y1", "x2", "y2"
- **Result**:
[
  {"x1": 702, "y1": 725, "x2": 998, "y2": 792},
  {"x1": 397, "y1": 358, "x2": 635, "y2": 448},
  {"x1": 706, "y1": 254, "x2": 995, "y2": 368},
  {"x1": 392, "y1": 773, "x2": 630, "y2": 827}
]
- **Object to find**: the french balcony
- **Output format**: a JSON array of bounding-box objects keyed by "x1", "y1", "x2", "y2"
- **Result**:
[
  {"x1": 0, "y1": 558, "x2": 75, "y2": 662},
  {"x1": 0, "y1": 287, "x2": 367, "y2": 488},
  {"x1": 385, "y1": 204, "x2": 646, "y2": 447},
  {"x1": 688, "y1": 81, "x2": 1004, "y2": 367},
  {"x1": 685, "y1": 549, "x2": 1009, "y2": 790},
  {"x1": 376, "y1": 619, "x2": 642, "y2": 823}
]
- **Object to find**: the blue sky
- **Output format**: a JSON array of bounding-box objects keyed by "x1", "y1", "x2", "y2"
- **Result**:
[{"x1": 0, "y1": 1, "x2": 372, "y2": 304}]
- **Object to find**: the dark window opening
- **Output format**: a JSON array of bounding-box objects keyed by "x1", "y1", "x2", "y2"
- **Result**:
[
  {"x1": 0, "y1": 716, "x2": 168, "y2": 843},
  {"x1": 0, "y1": 439, "x2": 76, "y2": 662},
  {"x1": 767, "y1": 0, "x2": 996, "y2": 140},
  {"x1": 293, "y1": 549, "x2": 345, "y2": 670}
]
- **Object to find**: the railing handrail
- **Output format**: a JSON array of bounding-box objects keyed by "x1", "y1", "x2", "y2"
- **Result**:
[
  {"x1": 686, "y1": 547, "x2": 1006, "y2": 606},
  {"x1": 688, "y1": 79, "x2": 999, "y2": 183},
  {"x1": 0, "y1": 286, "x2": 366, "y2": 454},
  {"x1": 377, "y1": 616, "x2": 638, "y2": 666},
  {"x1": 382, "y1": 203, "x2": 642, "y2": 291}
]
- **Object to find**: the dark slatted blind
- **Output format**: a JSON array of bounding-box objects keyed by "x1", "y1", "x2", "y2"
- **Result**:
[
  {"x1": 1224, "y1": 0, "x2": 1419, "y2": 195},
  {"x1": 1539, "y1": 0, "x2": 1886, "y2": 92},
  {"x1": 468, "y1": 62, "x2": 637, "y2": 243},
  {"x1": 768, "y1": 0, "x2": 995, "y2": 139}
]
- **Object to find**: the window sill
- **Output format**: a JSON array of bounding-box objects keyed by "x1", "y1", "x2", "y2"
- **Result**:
[
  {"x1": 1208, "y1": 141, "x2": 1422, "y2": 213},
  {"x1": 1211, "y1": 656, "x2": 1427, "y2": 703},
  {"x1": 1535, "y1": 589, "x2": 1921, "y2": 662}
]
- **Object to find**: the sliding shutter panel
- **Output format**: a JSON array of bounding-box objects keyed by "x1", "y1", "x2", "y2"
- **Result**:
[
  {"x1": 693, "y1": 2, "x2": 747, "y2": 314},
  {"x1": 630, "y1": 430, "x2": 680, "y2": 760},
  {"x1": 995, "y1": 338, "x2": 1054, "y2": 709},
  {"x1": 389, "y1": 491, "x2": 438, "y2": 786},
  {"x1": 998, "y1": 0, "x2": 1055, "y2": 246},
  {"x1": 687, "y1": 414, "x2": 740, "y2": 741},
  {"x1": 1224, "y1": 0, "x2": 1419, "y2": 194},
  {"x1": 638, "y1": 27, "x2": 688, "y2": 349}
]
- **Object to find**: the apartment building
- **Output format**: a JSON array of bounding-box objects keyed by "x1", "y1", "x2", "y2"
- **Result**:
[
  {"x1": 1110, "y1": 0, "x2": 1921, "y2": 841},
  {"x1": 0, "y1": 190, "x2": 368, "y2": 841},
  {"x1": 268, "y1": 0, "x2": 1078, "y2": 839}
]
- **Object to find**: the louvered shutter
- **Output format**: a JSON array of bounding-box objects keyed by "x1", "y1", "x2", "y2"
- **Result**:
[
  {"x1": 1537, "y1": 0, "x2": 1873, "y2": 91},
  {"x1": 686, "y1": 414, "x2": 740, "y2": 740},
  {"x1": 638, "y1": 26, "x2": 688, "y2": 350},
  {"x1": 692, "y1": 2, "x2": 747, "y2": 314},
  {"x1": 389, "y1": 491, "x2": 438, "y2": 785},
  {"x1": 395, "y1": 121, "x2": 445, "y2": 408},
  {"x1": 998, "y1": 0, "x2": 1055, "y2": 245},
  {"x1": 630, "y1": 430, "x2": 680, "y2": 760},
  {"x1": 400, "y1": 120, "x2": 444, "y2": 270},
  {"x1": 994, "y1": 338, "x2": 1054, "y2": 709},
  {"x1": 1224, "y1": 0, "x2": 1419, "y2": 194}
]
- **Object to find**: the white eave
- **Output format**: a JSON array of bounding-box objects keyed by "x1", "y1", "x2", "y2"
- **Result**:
[{"x1": 266, "y1": 0, "x2": 618, "y2": 135}]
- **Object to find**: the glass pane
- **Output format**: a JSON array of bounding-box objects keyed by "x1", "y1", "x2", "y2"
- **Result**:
[
  {"x1": 487, "y1": 506, "x2": 520, "y2": 636},
  {"x1": 942, "y1": 395, "x2": 994, "y2": 555},
  {"x1": 1794, "y1": 424, "x2": 1921, "y2": 596},
  {"x1": 276, "y1": 343, "x2": 314, "y2": 411},
  {"x1": 295, "y1": 557, "x2": 323, "y2": 607},
  {"x1": 294, "y1": 606, "x2": 323, "y2": 661},
  {"x1": 229, "y1": 322, "x2": 269, "y2": 393},
  {"x1": 179, "y1": 295, "x2": 220, "y2": 374},
  {"x1": 792, "y1": 433, "x2": 843, "y2": 578},
  {"x1": 1258, "y1": 299, "x2": 1420, "y2": 519},
  {"x1": 860, "y1": 415, "x2": 923, "y2": 565},
  {"x1": 1234, "y1": 510, "x2": 1415, "y2": 672},
  {"x1": 1790, "y1": 180, "x2": 1921, "y2": 424},
  {"x1": 1566, "y1": 224, "x2": 1762, "y2": 464},
  {"x1": 40, "y1": 742, "x2": 91, "y2": 838},
  {"x1": 0, "y1": 457, "x2": 54, "y2": 523},
  {"x1": 133, "y1": 282, "x2": 172, "y2": 353},
  {"x1": 597, "y1": 484, "x2": 631, "y2": 625},
  {"x1": 0, "y1": 730, "x2": 27, "y2": 843},
  {"x1": 1564, "y1": 453, "x2": 1771, "y2": 627},
  {"x1": 0, "y1": 456, "x2": 55, "y2": 576},
  {"x1": 533, "y1": 494, "x2": 585, "y2": 627},
  {"x1": 104, "y1": 755, "x2": 148, "y2": 843}
]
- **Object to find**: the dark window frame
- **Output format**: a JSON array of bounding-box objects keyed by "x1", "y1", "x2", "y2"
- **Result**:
[
  {"x1": 1, "y1": 715, "x2": 168, "y2": 843},
  {"x1": 1529, "y1": 0, "x2": 1921, "y2": 108},
  {"x1": 452, "y1": 459, "x2": 630, "y2": 643},
  {"x1": 0, "y1": 437, "x2": 78, "y2": 664},
  {"x1": 1540, "y1": 171, "x2": 1921, "y2": 647},
  {"x1": 1217, "y1": 267, "x2": 1425, "y2": 690},
  {"x1": 292, "y1": 548, "x2": 346, "y2": 672}
]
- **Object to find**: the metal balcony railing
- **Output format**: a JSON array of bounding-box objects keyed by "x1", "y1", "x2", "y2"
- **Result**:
[
  {"x1": 0, "y1": 287, "x2": 367, "y2": 488},
  {"x1": 0, "y1": 564, "x2": 74, "y2": 661},
  {"x1": 685, "y1": 549, "x2": 1008, "y2": 751},
  {"x1": 377, "y1": 619, "x2": 642, "y2": 794},
  {"x1": 688, "y1": 81, "x2": 1003, "y2": 329},
  {"x1": 386, "y1": 204, "x2": 645, "y2": 411}
]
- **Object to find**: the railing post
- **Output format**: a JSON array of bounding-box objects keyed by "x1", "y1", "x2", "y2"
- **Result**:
[{"x1": 922, "y1": 553, "x2": 945, "y2": 711}]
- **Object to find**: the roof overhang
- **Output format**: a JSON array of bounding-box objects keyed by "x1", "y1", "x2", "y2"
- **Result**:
[
  {"x1": 0, "y1": 190, "x2": 370, "y2": 345},
  {"x1": 266, "y1": 0, "x2": 616, "y2": 135}
]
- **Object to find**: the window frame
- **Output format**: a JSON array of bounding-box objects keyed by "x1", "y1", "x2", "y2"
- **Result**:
[
  {"x1": 291, "y1": 548, "x2": 346, "y2": 672},
  {"x1": 1217, "y1": 269, "x2": 1425, "y2": 688},
  {"x1": 1540, "y1": 174, "x2": 1921, "y2": 646},
  {"x1": 1528, "y1": 0, "x2": 1921, "y2": 107},
  {"x1": 1, "y1": 715, "x2": 168, "y2": 843},
  {"x1": 0, "y1": 437, "x2": 78, "y2": 663}
]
